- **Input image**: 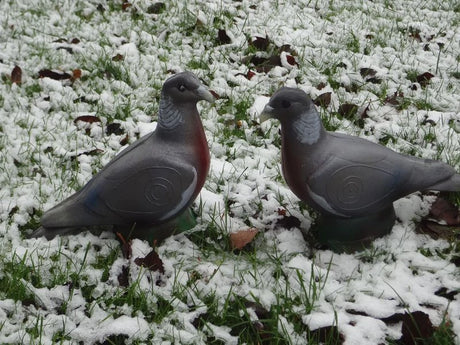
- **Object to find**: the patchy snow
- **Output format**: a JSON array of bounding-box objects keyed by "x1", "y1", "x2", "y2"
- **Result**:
[{"x1": 0, "y1": 0, "x2": 459, "y2": 344}]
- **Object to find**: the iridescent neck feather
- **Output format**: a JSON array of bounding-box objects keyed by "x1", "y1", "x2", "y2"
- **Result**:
[
  {"x1": 292, "y1": 103, "x2": 322, "y2": 145},
  {"x1": 158, "y1": 93, "x2": 183, "y2": 129}
]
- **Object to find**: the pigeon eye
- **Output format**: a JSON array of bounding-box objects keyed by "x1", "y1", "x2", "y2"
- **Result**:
[
  {"x1": 281, "y1": 100, "x2": 291, "y2": 108},
  {"x1": 178, "y1": 84, "x2": 186, "y2": 92}
]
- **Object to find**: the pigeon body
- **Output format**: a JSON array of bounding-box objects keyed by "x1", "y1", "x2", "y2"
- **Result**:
[
  {"x1": 33, "y1": 71, "x2": 214, "y2": 240},
  {"x1": 261, "y1": 87, "x2": 460, "y2": 248}
]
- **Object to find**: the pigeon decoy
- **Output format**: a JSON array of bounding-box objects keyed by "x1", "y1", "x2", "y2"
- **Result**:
[
  {"x1": 260, "y1": 87, "x2": 460, "y2": 251},
  {"x1": 32, "y1": 71, "x2": 214, "y2": 242}
]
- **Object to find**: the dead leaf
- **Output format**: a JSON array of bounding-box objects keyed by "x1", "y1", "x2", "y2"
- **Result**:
[
  {"x1": 147, "y1": 2, "x2": 166, "y2": 14},
  {"x1": 134, "y1": 250, "x2": 165, "y2": 274},
  {"x1": 434, "y1": 287, "x2": 457, "y2": 301},
  {"x1": 416, "y1": 72, "x2": 434, "y2": 88},
  {"x1": 120, "y1": 134, "x2": 129, "y2": 146},
  {"x1": 246, "y1": 70, "x2": 256, "y2": 80},
  {"x1": 230, "y1": 228, "x2": 258, "y2": 250},
  {"x1": 338, "y1": 103, "x2": 358, "y2": 118},
  {"x1": 11, "y1": 65, "x2": 22, "y2": 85},
  {"x1": 71, "y1": 38, "x2": 80, "y2": 44},
  {"x1": 276, "y1": 215, "x2": 301, "y2": 229},
  {"x1": 236, "y1": 70, "x2": 256, "y2": 80},
  {"x1": 359, "y1": 68, "x2": 377, "y2": 78},
  {"x1": 116, "y1": 232, "x2": 132, "y2": 259},
  {"x1": 250, "y1": 55, "x2": 281, "y2": 73},
  {"x1": 72, "y1": 69, "x2": 82, "y2": 80},
  {"x1": 285, "y1": 54, "x2": 297, "y2": 66},
  {"x1": 118, "y1": 265, "x2": 129, "y2": 287},
  {"x1": 429, "y1": 197, "x2": 460, "y2": 225},
  {"x1": 217, "y1": 29, "x2": 231, "y2": 44},
  {"x1": 316, "y1": 82, "x2": 327, "y2": 90},
  {"x1": 249, "y1": 35, "x2": 270, "y2": 51},
  {"x1": 122, "y1": 2, "x2": 132, "y2": 11},
  {"x1": 112, "y1": 54, "x2": 124, "y2": 61},
  {"x1": 70, "y1": 149, "x2": 104, "y2": 161},
  {"x1": 209, "y1": 89, "x2": 220, "y2": 99},
  {"x1": 38, "y1": 69, "x2": 72, "y2": 80},
  {"x1": 277, "y1": 208, "x2": 287, "y2": 216},
  {"x1": 360, "y1": 104, "x2": 370, "y2": 119},
  {"x1": 106, "y1": 123, "x2": 125, "y2": 136},
  {"x1": 313, "y1": 92, "x2": 332, "y2": 108},
  {"x1": 385, "y1": 91, "x2": 404, "y2": 106},
  {"x1": 74, "y1": 115, "x2": 101, "y2": 124},
  {"x1": 401, "y1": 311, "x2": 435, "y2": 345}
]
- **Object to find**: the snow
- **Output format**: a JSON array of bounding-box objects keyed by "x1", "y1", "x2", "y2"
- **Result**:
[{"x1": 0, "y1": 0, "x2": 459, "y2": 344}]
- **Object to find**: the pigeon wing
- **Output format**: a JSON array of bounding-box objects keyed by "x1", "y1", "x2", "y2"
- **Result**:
[
  {"x1": 307, "y1": 133, "x2": 460, "y2": 217},
  {"x1": 307, "y1": 154, "x2": 401, "y2": 217},
  {"x1": 41, "y1": 134, "x2": 197, "y2": 228}
]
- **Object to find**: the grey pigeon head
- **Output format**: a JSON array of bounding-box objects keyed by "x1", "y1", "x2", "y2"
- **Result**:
[
  {"x1": 261, "y1": 87, "x2": 324, "y2": 145},
  {"x1": 260, "y1": 87, "x2": 314, "y2": 123},
  {"x1": 162, "y1": 71, "x2": 215, "y2": 104}
]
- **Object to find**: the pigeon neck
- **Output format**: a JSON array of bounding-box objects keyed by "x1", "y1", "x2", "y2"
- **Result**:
[
  {"x1": 288, "y1": 108, "x2": 324, "y2": 145},
  {"x1": 158, "y1": 93, "x2": 184, "y2": 130}
]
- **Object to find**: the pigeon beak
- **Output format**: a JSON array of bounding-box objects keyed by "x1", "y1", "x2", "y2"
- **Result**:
[
  {"x1": 259, "y1": 104, "x2": 275, "y2": 123},
  {"x1": 195, "y1": 85, "x2": 216, "y2": 103}
]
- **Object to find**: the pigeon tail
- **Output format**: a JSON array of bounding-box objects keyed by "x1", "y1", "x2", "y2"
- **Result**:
[
  {"x1": 30, "y1": 226, "x2": 80, "y2": 239},
  {"x1": 426, "y1": 173, "x2": 460, "y2": 191}
]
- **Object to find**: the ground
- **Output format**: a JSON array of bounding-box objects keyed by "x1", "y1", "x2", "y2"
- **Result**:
[{"x1": 0, "y1": 0, "x2": 459, "y2": 344}]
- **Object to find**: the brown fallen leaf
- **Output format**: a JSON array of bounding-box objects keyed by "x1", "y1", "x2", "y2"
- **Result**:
[
  {"x1": 118, "y1": 265, "x2": 130, "y2": 287},
  {"x1": 134, "y1": 250, "x2": 165, "y2": 274},
  {"x1": 316, "y1": 82, "x2": 327, "y2": 90},
  {"x1": 116, "y1": 232, "x2": 132, "y2": 259},
  {"x1": 285, "y1": 54, "x2": 297, "y2": 66},
  {"x1": 120, "y1": 134, "x2": 129, "y2": 146},
  {"x1": 276, "y1": 215, "x2": 301, "y2": 229},
  {"x1": 249, "y1": 35, "x2": 270, "y2": 51},
  {"x1": 147, "y1": 2, "x2": 166, "y2": 14},
  {"x1": 112, "y1": 54, "x2": 124, "y2": 61},
  {"x1": 428, "y1": 196, "x2": 460, "y2": 225},
  {"x1": 359, "y1": 67, "x2": 377, "y2": 78},
  {"x1": 400, "y1": 311, "x2": 435, "y2": 345},
  {"x1": 416, "y1": 72, "x2": 434, "y2": 88},
  {"x1": 313, "y1": 92, "x2": 332, "y2": 108},
  {"x1": 11, "y1": 65, "x2": 22, "y2": 85},
  {"x1": 338, "y1": 103, "x2": 358, "y2": 118},
  {"x1": 209, "y1": 89, "x2": 220, "y2": 99},
  {"x1": 70, "y1": 149, "x2": 104, "y2": 161},
  {"x1": 217, "y1": 29, "x2": 231, "y2": 45},
  {"x1": 416, "y1": 219, "x2": 460, "y2": 241},
  {"x1": 38, "y1": 69, "x2": 72, "y2": 80},
  {"x1": 72, "y1": 69, "x2": 82, "y2": 80},
  {"x1": 230, "y1": 228, "x2": 258, "y2": 250},
  {"x1": 106, "y1": 123, "x2": 125, "y2": 135},
  {"x1": 74, "y1": 115, "x2": 101, "y2": 124}
]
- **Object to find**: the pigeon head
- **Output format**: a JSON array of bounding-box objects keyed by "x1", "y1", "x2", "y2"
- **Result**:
[
  {"x1": 260, "y1": 87, "x2": 324, "y2": 145},
  {"x1": 162, "y1": 71, "x2": 215, "y2": 104},
  {"x1": 159, "y1": 71, "x2": 214, "y2": 130},
  {"x1": 260, "y1": 87, "x2": 312, "y2": 123}
]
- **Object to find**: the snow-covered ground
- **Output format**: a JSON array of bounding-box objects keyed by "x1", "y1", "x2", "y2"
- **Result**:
[{"x1": 0, "y1": 0, "x2": 459, "y2": 344}]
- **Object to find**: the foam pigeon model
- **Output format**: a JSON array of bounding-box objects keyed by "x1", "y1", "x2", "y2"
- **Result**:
[
  {"x1": 32, "y1": 71, "x2": 214, "y2": 241},
  {"x1": 261, "y1": 87, "x2": 460, "y2": 250}
]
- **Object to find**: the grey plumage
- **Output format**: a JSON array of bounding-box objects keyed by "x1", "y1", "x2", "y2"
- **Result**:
[
  {"x1": 32, "y1": 71, "x2": 214, "y2": 240},
  {"x1": 261, "y1": 87, "x2": 460, "y2": 240}
]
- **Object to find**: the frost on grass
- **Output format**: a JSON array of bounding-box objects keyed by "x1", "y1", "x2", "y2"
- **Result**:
[{"x1": 0, "y1": 0, "x2": 459, "y2": 344}]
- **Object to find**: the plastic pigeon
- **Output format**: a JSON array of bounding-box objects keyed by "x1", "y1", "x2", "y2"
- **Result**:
[
  {"x1": 32, "y1": 71, "x2": 214, "y2": 241},
  {"x1": 261, "y1": 87, "x2": 460, "y2": 250}
]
